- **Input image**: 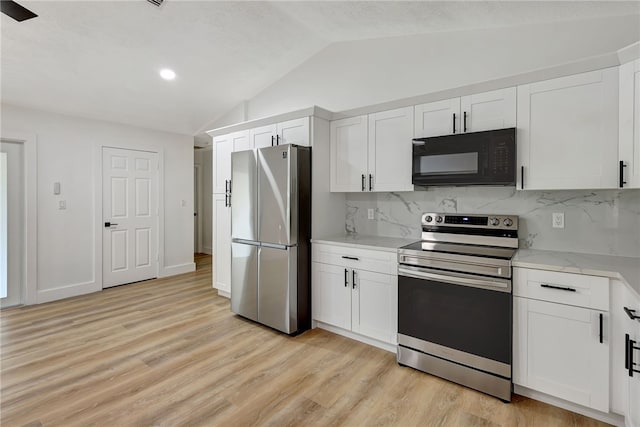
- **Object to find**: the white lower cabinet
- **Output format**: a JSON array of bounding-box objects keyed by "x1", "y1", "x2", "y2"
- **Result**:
[
  {"x1": 311, "y1": 262, "x2": 351, "y2": 330},
  {"x1": 514, "y1": 297, "x2": 609, "y2": 412},
  {"x1": 212, "y1": 193, "x2": 231, "y2": 295},
  {"x1": 513, "y1": 267, "x2": 610, "y2": 413},
  {"x1": 312, "y1": 243, "x2": 398, "y2": 346},
  {"x1": 351, "y1": 269, "x2": 397, "y2": 345},
  {"x1": 612, "y1": 280, "x2": 640, "y2": 427}
]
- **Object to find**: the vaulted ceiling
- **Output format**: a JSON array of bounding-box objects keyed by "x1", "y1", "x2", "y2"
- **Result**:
[{"x1": 2, "y1": 1, "x2": 639, "y2": 135}]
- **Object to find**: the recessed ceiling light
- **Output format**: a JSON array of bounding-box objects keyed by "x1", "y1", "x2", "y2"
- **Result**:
[{"x1": 159, "y1": 69, "x2": 176, "y2": 81}]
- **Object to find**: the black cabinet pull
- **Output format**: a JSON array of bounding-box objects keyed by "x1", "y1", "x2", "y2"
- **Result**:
[
  {"x1": 452, "y1": 113, "x2": 456, "y2": 134},
  {"x1": 361, "y1": 174, "x2": 365, "y2": 192},
  {"x1": 599, "y1": 313, "x2": 603, "y2": 344},
  {"x1": 620, "y1": 160, "x2": 627, "y2": 188},
  {"x1": 224, "y1": 194, "x2": 228, "y2": 207},
  {"x1": 271, "y1": 135, "x2": 274, "y2": 147},
  {"x1": 228, "y1": 179, "x2": 231, "y2": 194},
  {"x1": 626, "y1": 334, "x2": 640, "y2": 377},
  {"x1": 369, "y1": 174, "x2": 373, "y2": 191},
  {"x1": 104, "y1": 222, "x2": 118, "y2": 227},
  {"x1": 352, "y1": 270, "x2": 357, "y2": 289},
  {"x1": 521, "y1": 166, "x2": 524, "y2": 189},
  {"x1": 540, "y1": 283, "x2": 576, "y2": 292},
  {"x1": 463, "y1": 111, "x2": 467, "y2": 132},
  {"x1": 276, "y1": 135, "x2": 280, "y2": 145},
  {"x1": 624, "y1": 307, "x2": 640, "y2": 320},
  {"x1": 225, "y1": 179, "x2": 229, "y2": 193},
  {"x1": 341, "y1": 256, "x2": 359, "y2": 261},
  {"x1": 344, "y1": 268, "x2": 348, "y2": 287}
]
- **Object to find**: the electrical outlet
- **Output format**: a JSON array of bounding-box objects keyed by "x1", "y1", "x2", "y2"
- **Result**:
[
  {"x1": 367, "y1": 208, "x2": 374, "y2": 220},
  {"x1": 59, "y1": 200, "x2": 66, "y2": 210},
  {"x1": 552, "y1": 212, "x2": 564, "y2": 229}
]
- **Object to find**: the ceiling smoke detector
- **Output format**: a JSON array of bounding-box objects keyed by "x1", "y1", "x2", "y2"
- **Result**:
[{"x1": 147, "y1": 0, "x2": 164, "y2": 7}]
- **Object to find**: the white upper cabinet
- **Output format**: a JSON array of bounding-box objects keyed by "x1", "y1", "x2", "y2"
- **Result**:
[
  {"x1": 230, "y1": 130, "x2": 251, "y2": 152},
  {"x1": 368, "y1": 107, "x2": 414, "y2": 192},
  {"x1": 517, "y1": 68, "x2": 619, "y2": 190},
  {"x1": 414, "y1": 88, "x2": 516, "y2": 138},
  {"x1": 619, "y1": 59, "x2": 640, "y2": 189},
  {"x1": 250, "y1": 124, "x2": 277, "y2": 149},
  {"x1": 213, "y1": 134, "x2": 232, "y2": 194},
  {"x1": 330, "y1": 107, "x2": 413, "y2": 192},
  {"x1": 213, "y1": 130, "x2": 249, "y2": 194},
  {"x1": 460, "y1": 87, "x2": 516, "y2": 132},
  {"x1": 330, "y1": 115, "x2": 368, "y2": 192},
  {"x1": 277, "y1": 117, "x2": 310, "y2": 146},
  {"x1": 414, "y1": 98, "x2": 460, "y2": 138}
]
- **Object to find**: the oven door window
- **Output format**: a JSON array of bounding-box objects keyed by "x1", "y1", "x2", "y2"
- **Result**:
[{"x1": 398, "y1": 274, "x2": 511, "y2": 365}]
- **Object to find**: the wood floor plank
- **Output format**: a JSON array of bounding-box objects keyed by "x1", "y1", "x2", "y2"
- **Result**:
[{"x1": 0, "y1": 254, "x2": 611, "y2": 426}]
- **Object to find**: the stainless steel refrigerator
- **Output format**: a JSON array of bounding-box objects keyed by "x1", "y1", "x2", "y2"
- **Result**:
[{"x1": 230, "y1": 144, "x2": 311, "y2": 335}]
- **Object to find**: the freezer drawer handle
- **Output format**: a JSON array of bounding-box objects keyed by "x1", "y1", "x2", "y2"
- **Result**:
[
  {"x1": 341, "y1": 256, "x2": 359, "y2": 261},
  {"x1": 540, "y1": 283, "x2": 576, "y2": 292},
  {"x1": 624, "y1": 306, "x2": 640, "y2": 321},
  {"x1": 625, "y1": 334, "x2": 640, "y2": 377}
]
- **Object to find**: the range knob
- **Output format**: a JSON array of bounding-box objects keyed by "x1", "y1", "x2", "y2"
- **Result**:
[
  {"x1": 503, "y1": 218, "x2": 513, "y2": 227},
  {"x1": 424, "y1": 215, "x2": 433, "y2": 223},
  {"x1": 489, "y1": 217, "x2": 500, "y2": 226},
  {"x1": 435, "y1": 215, "x2": 443, "y2": 223}
]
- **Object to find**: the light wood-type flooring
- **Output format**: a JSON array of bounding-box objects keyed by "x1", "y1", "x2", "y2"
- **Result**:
[{"x1": 1, "y1": 254, "x2": 610, "y2": 426}]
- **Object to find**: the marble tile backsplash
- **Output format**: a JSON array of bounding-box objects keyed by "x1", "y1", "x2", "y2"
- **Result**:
[{"x1": 345, "y1": 188, "x2": 640, "y2": 257}]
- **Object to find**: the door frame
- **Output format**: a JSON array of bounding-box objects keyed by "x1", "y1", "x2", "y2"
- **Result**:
[
  {"x1": 194, "y1": 162, "x2": 203, "y2": 253},
  {"x1": 0, "y1": 131, "x2": 37, "y2": 305},
  {"x1": 95, "y1": 145, "x2": 163, "y2": 288}
]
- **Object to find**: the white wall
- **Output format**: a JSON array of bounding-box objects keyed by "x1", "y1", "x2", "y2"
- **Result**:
[
  {"x1": 1, "y1": 104, "x2": 195, "y2": 303},
  {"x1": 239, "y1": 14, "x2": 640, "y2": 121},
  {"x1": 194, "y1": 148, "x2": 213, "y2": 254}
]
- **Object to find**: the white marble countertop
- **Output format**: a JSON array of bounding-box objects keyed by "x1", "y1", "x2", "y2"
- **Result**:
[
  {"x1": 311, "y1": 235, "x2": 418, "y2": 253},
  {"x1": 513, "y1": 249, "x2": 640, "y2": 298}
]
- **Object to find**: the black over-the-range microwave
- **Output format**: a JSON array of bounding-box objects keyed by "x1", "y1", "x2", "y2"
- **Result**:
[{"x1": 412, "y1": 127, "x2": 516, "y2": 187}]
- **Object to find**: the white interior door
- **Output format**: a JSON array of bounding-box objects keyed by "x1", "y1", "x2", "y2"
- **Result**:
[
  {"x1": 0, "y1": 141, "x2": 24, "y2": 307},
  {"x1": 103, "y1": 147, "x2": 158, "y2": 288}
]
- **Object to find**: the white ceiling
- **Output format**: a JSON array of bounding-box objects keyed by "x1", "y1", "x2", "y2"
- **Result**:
[{"x1": 2, "y1": 1, "x2": 639, "y2": 136}]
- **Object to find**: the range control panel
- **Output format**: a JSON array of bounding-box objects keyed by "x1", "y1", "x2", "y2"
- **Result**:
[{"x1": 421, "y1": 213, "x2": 518, "y2": 230}]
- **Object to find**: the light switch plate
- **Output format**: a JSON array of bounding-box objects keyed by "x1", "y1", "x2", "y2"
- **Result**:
[
  {"x1": 53, "y1": 182, "x2": 61, "y2": 195},
  {"x1": 367, "y1": 208, "x2": 374, "y2": 220},
  {"x1": 552, "y1": 212, "x2": 564, "y2": 229},
  {"x1": 59, "y1": 200, "x2": 66, "y2": 210}
]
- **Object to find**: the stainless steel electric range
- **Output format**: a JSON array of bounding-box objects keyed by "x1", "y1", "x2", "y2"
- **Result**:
[{"x1": 397, "y1": 212, "x2": 519, "y2": 402}]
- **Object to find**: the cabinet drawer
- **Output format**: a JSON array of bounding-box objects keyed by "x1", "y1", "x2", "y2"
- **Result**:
[
  {"x1": 513, "y1": 267, "x2": 609, "y2": 311},
  {"x1": 312, "y1": 243, "x2": 397, "y2": 275}
]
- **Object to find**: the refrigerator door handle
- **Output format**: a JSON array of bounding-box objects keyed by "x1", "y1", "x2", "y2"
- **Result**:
[
  {"x1": 261, "y1": 242, "x2": 289, "y2": 250},
  {"x1": 231, "y1": 238, "x2": 260, "y2": 246}
]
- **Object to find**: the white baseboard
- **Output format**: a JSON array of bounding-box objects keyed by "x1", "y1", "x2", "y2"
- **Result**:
[
  {"x1": 217, "y1": 290, "x2": 230, "y2": 299},
  {"x1": 202, "y1": 246, "x2": 212, "y2": 255},
  {"x1": 514, "y1": 385, "x2": 624, "y2": 426},
  {"x1": 314, "y1": 321, "x2": 396, "y2": 353},
  {"x1": 160, "y1": 262, "x2": 196, "y2": 277},
  {"x1": 36, "y1": 280, "x2": 101, "y2": 304}
]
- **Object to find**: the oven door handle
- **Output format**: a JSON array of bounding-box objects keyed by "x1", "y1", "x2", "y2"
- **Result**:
[{"x1": 398, "y1": 266, "x2": 511, "y2": 292}]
